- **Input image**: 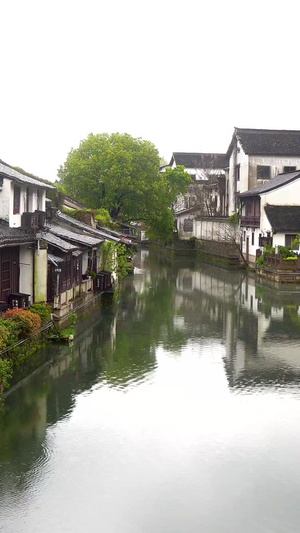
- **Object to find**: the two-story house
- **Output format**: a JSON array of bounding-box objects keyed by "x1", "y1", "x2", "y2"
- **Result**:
[
  {"x1": 165, "y1": 152, "x2": 228, "y2": 237},
  {"x1": 227, "y1": 128, "x2": 300, "y2": 215},
  {"x1": 239, "y1": 171, "x2": 300, "y2": 264},
  {"x1": 0, "y1": 161, "x2": 54, "y2": 306}
]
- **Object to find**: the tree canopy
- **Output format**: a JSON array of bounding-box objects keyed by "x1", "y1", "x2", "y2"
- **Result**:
[{"x1": 58, "y1": 133, "x2": 191, "y2": 241}]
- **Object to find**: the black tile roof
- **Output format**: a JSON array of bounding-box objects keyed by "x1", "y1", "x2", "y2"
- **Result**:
[
  {"x1": 170, "y1": 153, "x2": 228, "y2": 169},
  {"x1": 233, "y1": 128, "x2": 300, "y2": 156},
  {"x1": 239, "y1": 171, "x2": 300, "y2": 197},
  {"x1": 0, "y1": 221, "x2": 35, "y2": 246},
  {"x1": 47, "y1": 223, "x2": 104, "y2": 247},
  {"x1": 41, "y1": 231, "x2": 78, "y2": 252},
  {"x1": 56, "y1": 211, "x2": 121, "y2": 242},
  {"x1": 0, "y1": 161, "x2": 54, "y2": 189},
  {"x1": 265, "y1": 205, "x2": 300, "y2": 232}
]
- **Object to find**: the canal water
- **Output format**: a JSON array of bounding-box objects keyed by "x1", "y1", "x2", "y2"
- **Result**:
[{"x1": 1, "y1": 251, "x2": 300, "y2": 533}]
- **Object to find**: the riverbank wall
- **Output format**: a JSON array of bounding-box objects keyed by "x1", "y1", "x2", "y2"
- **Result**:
[
  {"x1": 149, "y1": 234, "x2": 241, "y2": 267},
  {"x1": 148, "y1": 235, "x2": 196, "y2": 258}
]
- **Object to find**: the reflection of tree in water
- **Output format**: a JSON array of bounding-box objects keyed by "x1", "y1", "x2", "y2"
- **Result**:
[{"x1": 99, "y1": 275, "x2": 190, "y2": 387}]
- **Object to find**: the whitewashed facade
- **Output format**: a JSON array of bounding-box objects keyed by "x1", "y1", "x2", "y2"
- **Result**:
[
  {"x1": 227, "y1": 128, "x2": 300, "y2": 215},
  {"x1": 240, "y1": 172, "x2": 300, "y2": 264}
]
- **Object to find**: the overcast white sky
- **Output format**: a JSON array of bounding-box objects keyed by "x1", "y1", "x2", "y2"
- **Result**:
[{"x1": 1, "y1": 0, "x2": 300, "y2": 181}]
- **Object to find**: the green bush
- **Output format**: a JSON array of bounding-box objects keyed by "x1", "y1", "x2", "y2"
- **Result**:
[
  {"x1": 0, "y1": 358, "x2": 13, "y2": 391},
  {"x1": 59, "y1": 326, "x2": 75, "y2": 340},
  {"x1": 256, "y1": 243, "x2": 275, "y2": 267},
  {"x1": 86, "y1": 270, "x2": 96, "y2": 280},
  {"x1": 0, "y1": 319, "x2": 19, "y2": 351},
  {"x1": 29, "y1": 303, "x2": 52, "y2": 324},
  {"x1": 256, "y1": 243, "x2": 299, "y2": 267},
  {"x1": 228, "y1": 212, "x2": 239, "y2": 225},
  {"x1": 0, "y1": 325, "x2": 9, "y2": 353},
  {"x1": 278, "y1": 245, "x2": 296, "y2": 259}
]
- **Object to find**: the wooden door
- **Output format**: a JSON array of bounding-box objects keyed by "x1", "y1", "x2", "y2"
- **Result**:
[{"x1": 0, "y1": 247, "x2": 19, "y2": 302}]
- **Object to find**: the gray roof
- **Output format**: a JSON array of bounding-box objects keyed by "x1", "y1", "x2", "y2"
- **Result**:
[
  {"x1": 41, "y1": 231, "x2": 78, "y2": 252},
  {"x1": 48, "y1": 253, "x2": 64, "y2": 265},
  {"x1": 46, "y1": 223, "x2": 104, "y2": 247},
  {"x1": 239, "y1": 171, "x2": 300, "y2": 197},
  {"x1": 0, "y1": 221, "x2": 35, "y2": 247},
  {"x1": 170, "y1": 153, "x2": 228, "y2": 169},
  {"x1": 231, "y1": 128, "x2": 300, "y2": 156},
  {"x1": 265, "y1": 205, "x2": 300, "y2": 232},
  {"x1": 0, "y1": 161, "x2": 54, "y2": 189},
  {"x1": 55, "y1": 211, "x2": 120, "y2": 242}
]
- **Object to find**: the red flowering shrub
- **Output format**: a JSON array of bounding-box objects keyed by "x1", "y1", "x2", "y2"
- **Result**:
[{"x1": 2, "y1": 309, "x2": 42, "y2": 339}]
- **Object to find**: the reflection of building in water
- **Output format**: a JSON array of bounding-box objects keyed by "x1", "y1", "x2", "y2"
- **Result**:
[{"x1": 175, "y1": 263, "x2": 300, "y2": 388}]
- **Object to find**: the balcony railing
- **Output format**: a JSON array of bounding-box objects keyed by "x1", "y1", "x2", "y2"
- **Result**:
[{"x1": 240, "y1": 216, "x2": 260, "y2": 227}]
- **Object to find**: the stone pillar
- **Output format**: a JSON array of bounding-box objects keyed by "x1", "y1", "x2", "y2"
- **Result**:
[{"x1": 34, "y1": 239, "x2": 48, "y2": 303}]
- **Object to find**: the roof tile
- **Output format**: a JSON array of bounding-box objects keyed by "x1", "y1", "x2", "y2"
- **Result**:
[{"x1": 265, "y1": 205, "x2": 300, "y2": 232}]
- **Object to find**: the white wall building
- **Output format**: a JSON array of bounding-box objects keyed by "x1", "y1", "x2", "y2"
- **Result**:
[
  {"x1": 239, "y1": 171, "x2": 300, "y2": 264},
  {"x1": 166, "y1": 152, "x2": 227, "y2": 217},
  {"x1": 227, "y1": 128, "x2": 300, "y2": 215},
  {"x1": 0, "y1": 161, "x2": 53, "y2": 305}
]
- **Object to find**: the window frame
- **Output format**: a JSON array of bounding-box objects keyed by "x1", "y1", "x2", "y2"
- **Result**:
[
  {"x1": 13, "y1": 185, "x2": 21, "y2": 214},
  {"x1": 285, "y1": 234, "x2": 299, "y2": 249},
  {"x1": 283, "y1": 166, "x2": 297, "y2": 173},
  {"x1": 235, "y1": 164, "x2": 240, "y2": 182},
  {"x1": 257, "y1": 165, "x2": 271, "y2": 180}
]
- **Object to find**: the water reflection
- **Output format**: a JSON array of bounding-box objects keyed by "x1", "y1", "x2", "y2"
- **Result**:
[
  {"x1": 174, "y1": 261, "x2": 300, "y2": 390},
  {"x1": 1, "y1": 250, "x2": 300, "y2": 532}
]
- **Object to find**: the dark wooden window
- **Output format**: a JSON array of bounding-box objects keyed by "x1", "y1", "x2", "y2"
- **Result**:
[
  {"x1": 60, "y1": 263, "x2": 67, "y2": 293},
  {"x1": 13, "y1": 185, "x2": 21, "y2": 214},
  {"x1": 252, "y1": 232, "x2": 254, "y2": 246},
  {"x1": 283, "y1": 166, "x2": 296, "y2": 173},
  {"x1": 257, "y1": 166, "x2": 271, "y2": 179},
  {"x1": 183, "y1": 219, "x2": 193, "y2": 232},
  {"x1": 73, "y1": 257, "x2": 82, "y2": 286},
  {"x1": 245, "y1": 198, "x2": 260, "y2": 216},
  {"x1": 66, "y1": 255, "x2": 72, "y2": 289},
  {"x1": 285, "y1": 234, "x2": 299, "y2": 249},
  {"x1": 235, "y1": 164, "x2": 240, "y2": 182},
  {"x1": 37, "y1": 189, "x2": 41, "y2": 210}
]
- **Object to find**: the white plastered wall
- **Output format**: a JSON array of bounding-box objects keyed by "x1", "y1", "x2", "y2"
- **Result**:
[
  {"x1": 249, "y1": 156, "x2": 300, "y2": 190},
  {"x1": 227, "y1": 141, "x2": 249, "y2": 215},
  {"x1": 0, "y1": 177, "x2": 11, "y2": 222},
  {"x1": 260, "y1": 178, "x2": 300, "y2": 231},
  {"x1": 19, "y1": 245, "x2": 33, "y2": 301}
]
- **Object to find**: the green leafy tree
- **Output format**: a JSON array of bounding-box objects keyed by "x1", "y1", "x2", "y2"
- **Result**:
[{"x1": 58, "y1": 133, "x2": 191, "y2": 241}]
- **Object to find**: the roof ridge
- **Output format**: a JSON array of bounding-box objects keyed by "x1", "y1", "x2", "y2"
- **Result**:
[{"x1": 235, "y1": 127, "x2": 300, "y2": 134}]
